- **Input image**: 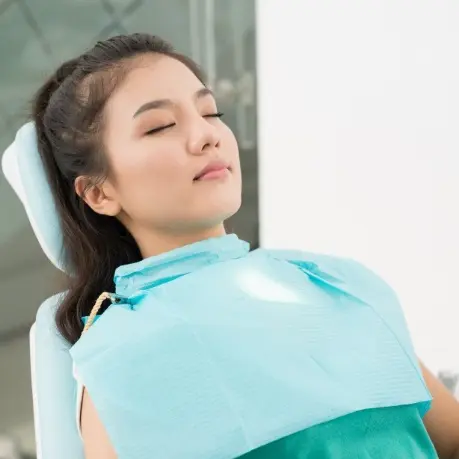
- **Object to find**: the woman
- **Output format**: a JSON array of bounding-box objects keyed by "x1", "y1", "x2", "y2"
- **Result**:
[{"x1": 31, "y1": 33, "x2": 459, "y2": 458}]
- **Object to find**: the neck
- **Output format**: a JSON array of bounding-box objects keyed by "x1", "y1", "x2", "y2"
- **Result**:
[{"x1": 133, "y1": 224, "x2": 227, "y2": 258}]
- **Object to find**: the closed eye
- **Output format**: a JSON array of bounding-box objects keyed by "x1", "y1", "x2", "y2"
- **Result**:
[
  {"x1": 204, "y1": 112, "x2": 224, "y2": 119},
  {"x1": 145, "y1": 113, "x2": 223, "y2": 136},
  {"x1": 145, "y1": 123, "x2": 175, "y2": 136}
]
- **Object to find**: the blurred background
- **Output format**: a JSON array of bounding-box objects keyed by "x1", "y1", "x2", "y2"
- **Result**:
[
  {"x1": 2, "y1": 1, "x2": 459, "y2": 458},
  {"x1": 0, "y1": 1, "x2": 257, "y2": 456}
]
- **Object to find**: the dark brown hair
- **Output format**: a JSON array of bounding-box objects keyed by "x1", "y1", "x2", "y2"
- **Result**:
[{"x1": 31, "y1": 33, "x2": 205, "y2": 344}]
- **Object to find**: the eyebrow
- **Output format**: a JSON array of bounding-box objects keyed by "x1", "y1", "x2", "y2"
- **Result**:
[{"x1": 133, "y1": 87, "x2": 214, "y2": 118}]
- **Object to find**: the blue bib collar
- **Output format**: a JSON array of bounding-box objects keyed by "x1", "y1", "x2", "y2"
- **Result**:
[{"x1": 114, "y1": 234, "x2": 250, "y2": 296}]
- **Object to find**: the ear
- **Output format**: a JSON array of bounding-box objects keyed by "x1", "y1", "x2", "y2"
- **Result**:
[{"x1": 74, "y1": 175, "x2": 121, "y2": 217}]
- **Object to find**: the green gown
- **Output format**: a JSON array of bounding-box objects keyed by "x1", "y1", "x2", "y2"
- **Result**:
[{"x1": 240, "y1": 405, "x2": 438, "y2": 458}]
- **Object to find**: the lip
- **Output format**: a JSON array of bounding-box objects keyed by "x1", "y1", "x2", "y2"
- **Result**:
[{"x1": 194, "y1": 160, "x2": 230, "y2": 181}]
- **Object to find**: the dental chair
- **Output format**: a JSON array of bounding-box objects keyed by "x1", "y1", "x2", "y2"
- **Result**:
[{"x1": 2, "y1": 123, "x2": 85, "y2": 459}]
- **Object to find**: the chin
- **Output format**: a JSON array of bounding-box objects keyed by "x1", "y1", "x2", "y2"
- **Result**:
[{"x1": 196, "y1": 197, "x2": 242, "y2": 227}]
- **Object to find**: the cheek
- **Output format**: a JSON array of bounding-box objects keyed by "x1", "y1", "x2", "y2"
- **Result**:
[{"x1": 111, "y1": 142, "x2": 189, "y2": 204}]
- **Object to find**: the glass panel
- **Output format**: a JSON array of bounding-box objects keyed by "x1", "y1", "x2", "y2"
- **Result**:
[
  {"x1": 211, "y1": 0, "x2": 258, "y2": 247},
  {"x1": 122, "y1": 0, "x2": 194, "y2": 55}
]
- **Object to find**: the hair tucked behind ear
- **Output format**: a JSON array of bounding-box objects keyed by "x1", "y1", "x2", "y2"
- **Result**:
[{"x1": 31, "y1": 33, "x2": 205, "y2": 344}]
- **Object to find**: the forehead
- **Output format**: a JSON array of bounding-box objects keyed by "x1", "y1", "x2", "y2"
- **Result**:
[{"x1": 106, "y1": 54, "x2": 205, "y2": 114}]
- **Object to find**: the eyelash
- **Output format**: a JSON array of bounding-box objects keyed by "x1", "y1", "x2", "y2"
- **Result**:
[{"x1": 145, "y1": 112, "x2": 224, "y2": 136}]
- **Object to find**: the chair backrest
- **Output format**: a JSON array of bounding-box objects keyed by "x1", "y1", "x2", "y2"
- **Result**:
[{"x1": 2, "y1": 123, "x2": 84, "y2": 459}]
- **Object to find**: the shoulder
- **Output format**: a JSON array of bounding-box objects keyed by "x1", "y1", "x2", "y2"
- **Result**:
[
  {"x1": 263, "y1": 248, "x2": 413, "y2": 347},
  {"x1": 262, "y1": 248, "x2": 396, "y2": 298},
  {"x1": 263, "y1": 248, "x2": 384, "y2": 280}
]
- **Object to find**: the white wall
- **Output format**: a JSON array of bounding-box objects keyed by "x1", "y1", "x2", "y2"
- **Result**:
[{"x1": 256, "y1": 0, "x2": 459, "y2": 374}]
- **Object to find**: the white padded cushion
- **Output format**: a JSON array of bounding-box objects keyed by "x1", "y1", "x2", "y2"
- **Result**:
[
  {"x1": 2, "y1": 122, "x2": 64, "y2": 270},
  {"x1": 30, "y1": 295, "x2": 84, "y2": 459}
]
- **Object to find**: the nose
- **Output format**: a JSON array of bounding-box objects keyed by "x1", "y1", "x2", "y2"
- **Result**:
[{"x1": 186, "y1": 116, "x2": 221, "y2": 155}]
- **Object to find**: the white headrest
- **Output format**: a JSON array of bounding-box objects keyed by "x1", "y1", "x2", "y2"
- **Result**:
[{"x1": 2, "y1": 122, "x2": 64, "y2": 271}]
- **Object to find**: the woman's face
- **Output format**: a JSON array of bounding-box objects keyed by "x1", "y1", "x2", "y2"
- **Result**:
[{"x1": 92, "y1": 54, "x2": 241, "y2": 240}]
